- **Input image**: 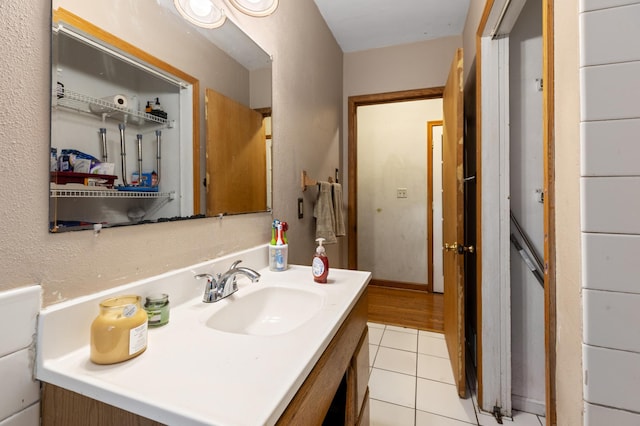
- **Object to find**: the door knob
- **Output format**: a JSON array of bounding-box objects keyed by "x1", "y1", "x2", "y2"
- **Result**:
[
  {"x1": 461, "y1": 245, "x2": 475, "y2": 254},
  {"x1": 444, "y1": 242, "x2": 474, "y2": 254}
]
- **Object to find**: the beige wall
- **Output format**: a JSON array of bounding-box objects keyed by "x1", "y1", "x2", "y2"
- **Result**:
[
  {"x1": 0, "y1": 0, "x2": 343, "y2": 306},
  {"x1": 462, "y1": 0, "x2": 487, "y2": 82},
  {"x1": 344, "y1": 36, "x2": 462, "y2": 98}
]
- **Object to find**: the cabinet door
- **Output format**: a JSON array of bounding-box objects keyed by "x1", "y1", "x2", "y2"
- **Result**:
[
  {"x1": 354, "y1": 327, "x2": 369, "y2": 418},
  {"x1": 347, "y1": 327, "x2": 369, "y2": 424},
  {"x1": 357, "y1": 390, "x2": 370, "y2": 426}
]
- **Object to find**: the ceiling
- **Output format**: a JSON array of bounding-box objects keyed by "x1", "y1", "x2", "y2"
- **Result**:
[{"x1": 312, "y1": 0, "x2": 471, "y2": 53}]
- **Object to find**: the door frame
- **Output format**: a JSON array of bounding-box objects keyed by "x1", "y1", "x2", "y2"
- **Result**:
[
  {"x1": 347, "y1": 87, "x2": 444, "y2": 282},
  {"x1": 476, "y1": 0, "x2": 556, "y2": 422}
]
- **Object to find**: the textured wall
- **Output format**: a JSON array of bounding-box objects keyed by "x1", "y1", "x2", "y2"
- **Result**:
[{"x1": 0, "y1": 0, "x2": 343, "y2": 306}]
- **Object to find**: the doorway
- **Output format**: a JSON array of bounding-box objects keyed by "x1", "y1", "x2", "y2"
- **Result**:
[
  {"x1": 348, "y1": 87, "x2": 445, "y2": 330},
  {"x1": 347, "y1": 88, "x2": 443, "y2": 273},
  {"x1": 351, "y1": 54, "x2": 473, "y2": 400},
  {"x1": 476, "y1": 0, "x2": 555, "y2": 422},
  {"x1": 356, "y1": 99, "x2": 442, "y2": 290}
]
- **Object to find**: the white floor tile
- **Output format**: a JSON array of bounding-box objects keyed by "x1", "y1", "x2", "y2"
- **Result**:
[
  {"x1": 368, "y1": 322, "x2": 386, "y2": 329},
  {"x1": 416, "y1": 410, "x2": 477, "y2": 425},
  {"x1": 477, "y1": 409, "x2": 542, "y2": 426},
  {"x1": 369, "y1": 344, "x2": 379, "y2": 367},
  {"x1": 419, "y1": 329, "x2": 445, "y2": 339},
  {"x1": 369, "y1": 325, "x2": 385, "y2": 345},
  {"x1": 416, "y1": 378, "x2": 477, "y2": 424},
  {"x1": 418, "y1": 334, "x2": 449, "y2": 359},
  {"x1": 386, "y1": 325, "x2": 419, "y2": 334},
  {"x1": 374, "y1": 346, "x2": 417, "y2": 376},
  {"x1": 369, "y1": 368, "x2": 416, "y2": 409},
  {"x1": 370, "y1": 399, "x2": 416, "y2": 426},
  {"x1": 417, "y1": 353, "x2": 455, "y2": 384},
  {"x1": 381, "y1": 329, "x2": 418, "y2": 352},
  {"x1": 511, "y1": 411, "x2": 545, "y2": 426},
  {"x1": 477, "y1": 411, "x2": 500, "y2": 426}
]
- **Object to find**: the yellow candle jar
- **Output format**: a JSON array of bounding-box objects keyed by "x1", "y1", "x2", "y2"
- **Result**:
[{"x1": 90, "y1": 295, "x2": 148, "y2": 365}]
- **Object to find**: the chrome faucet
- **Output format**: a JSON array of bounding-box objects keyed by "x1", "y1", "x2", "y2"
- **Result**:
[{"x1": 194, "y1": 260, "x2": 261, "y2": 303}]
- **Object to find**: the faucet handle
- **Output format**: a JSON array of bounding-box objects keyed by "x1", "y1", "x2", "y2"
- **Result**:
[
  {"x1": 228, "y1": 260, "x2": 243, "y2": 291},
  {"x1": 195, "y1": 273, "x2": 218, "y2": 303},
  {"x1": 194, "y1": 273, "x2": 214, "y2": 284},
  {"x1": 195, "y1": 273, "x2": 216, "y2": 291}
]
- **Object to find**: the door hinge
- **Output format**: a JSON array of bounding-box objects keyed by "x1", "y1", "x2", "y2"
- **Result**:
[{"x1": 493, "y1": 405, "x2": 503, "y2": 424}]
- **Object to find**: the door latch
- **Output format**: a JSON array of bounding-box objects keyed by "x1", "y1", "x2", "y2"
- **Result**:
[
  {"x1": 444, "y1": 242, "x2": 458, "y2": 252},
  {"x1": 444, "y1": 242, "x2": 474, "y2": 254}
]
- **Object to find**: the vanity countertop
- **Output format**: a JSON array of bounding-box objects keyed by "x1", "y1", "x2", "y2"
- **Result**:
[{"x1": 36, "y1": 246, "x2": 370, "y2": 426}]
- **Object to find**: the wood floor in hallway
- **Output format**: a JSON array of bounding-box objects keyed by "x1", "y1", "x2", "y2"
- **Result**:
[{"x1": 367, "y1": 285, "x2": 444, "y2": 333}]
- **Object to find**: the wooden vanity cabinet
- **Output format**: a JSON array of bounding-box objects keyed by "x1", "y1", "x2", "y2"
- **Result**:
[
  {"x1": 277, "y1": 289, "x2": 369, "y2": 426},
  {"x1": 349, "y1": 327, "x2": 370, "y2": 425},
  {"x1": 41, "y1": 289, "x2": 370, "y2": 426}
]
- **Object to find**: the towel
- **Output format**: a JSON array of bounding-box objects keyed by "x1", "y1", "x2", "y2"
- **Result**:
[
  {"x1": 313, "y1": 181, "x2": 337, "y2": 244},
  {"x1": 332, "y1": 182, "x2": 346, "y2": 237}
]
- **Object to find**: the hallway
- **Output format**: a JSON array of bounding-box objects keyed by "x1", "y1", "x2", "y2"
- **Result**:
[{"x1": 367, "y1": 322, "x2": 546, "y2": 425}]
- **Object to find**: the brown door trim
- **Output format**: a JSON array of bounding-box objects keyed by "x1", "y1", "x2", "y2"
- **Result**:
[
  {"x1": 542, "y1": 0, "x2": 557, "y2": 423},
  {"x1": 347, "y1": 87, "x2": 445, "y2": 275}
]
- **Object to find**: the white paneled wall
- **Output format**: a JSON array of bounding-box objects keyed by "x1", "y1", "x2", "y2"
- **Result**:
[
  {"x1": 0, "y1": 286, "x2": 40, "y2": 426},
  {"x1": 580, "y1": 0, "x2": 640, "y2": 424}
]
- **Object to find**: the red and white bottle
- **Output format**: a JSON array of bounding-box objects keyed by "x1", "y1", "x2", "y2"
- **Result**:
[{"x1": 312, "y1": 238, "x2": 329, "y2": 283}]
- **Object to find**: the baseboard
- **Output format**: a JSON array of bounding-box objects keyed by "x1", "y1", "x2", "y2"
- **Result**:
[
  {"x1": 370, "y1": 278, "x2": 429, "y2": 292},
  {"x1": 512, "y1": 393, "x2": 545, "y2": 416}
]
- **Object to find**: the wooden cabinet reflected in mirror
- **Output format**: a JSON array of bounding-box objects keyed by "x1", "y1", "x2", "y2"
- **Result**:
[{"x1": 49, "y1": 2, "x2": 273, "y2": 233}]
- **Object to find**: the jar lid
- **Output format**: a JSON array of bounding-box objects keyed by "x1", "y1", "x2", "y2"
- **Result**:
[
  {"x1": 145, "y1": 293, "x2": 169, "y2": 303},
  {"x1": 100, "y1": 295, "x2": 141, "y2": 309}
]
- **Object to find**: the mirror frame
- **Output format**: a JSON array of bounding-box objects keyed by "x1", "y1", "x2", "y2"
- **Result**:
[{"x1": 52, "y1": 8, "x2": 202, "y2": 215}]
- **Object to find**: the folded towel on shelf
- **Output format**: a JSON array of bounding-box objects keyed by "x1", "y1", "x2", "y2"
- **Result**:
[
  {"x1": 332, "y1": 182, "x2": 346, "y2": 237},
  {"x1": 313, "y1": 181, "x2": 337, "y2": 244}
]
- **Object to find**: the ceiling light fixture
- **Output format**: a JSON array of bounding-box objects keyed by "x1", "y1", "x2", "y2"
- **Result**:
[
  {"x1": 226, "y1": 0, "x2": 279, "y2": 17},
  {"x1": 174, "y1": 0, "x2": 226, "y2": 29}
]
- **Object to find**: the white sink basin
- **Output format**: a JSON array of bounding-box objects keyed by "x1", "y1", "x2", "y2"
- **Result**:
[{"x1": 205, "y1": 286, "x2": 324, "y2": 336}]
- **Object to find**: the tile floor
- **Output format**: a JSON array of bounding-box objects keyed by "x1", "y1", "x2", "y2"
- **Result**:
[{"x1": 367, "y1": 322, "x2": 546, "y2": 426}]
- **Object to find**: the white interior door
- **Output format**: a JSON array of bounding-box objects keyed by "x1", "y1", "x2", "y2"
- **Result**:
[{"x1": 432, "y1": 124, "x2": 444, "y2": 293}]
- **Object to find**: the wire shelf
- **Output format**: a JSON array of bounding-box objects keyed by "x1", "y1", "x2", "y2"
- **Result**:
[
  {"x1": 50, "y1": 188, "x2": 174, "y2": 199},
  {"x1": 54, "y1": 89, "x2": 167, "y2": 126}
]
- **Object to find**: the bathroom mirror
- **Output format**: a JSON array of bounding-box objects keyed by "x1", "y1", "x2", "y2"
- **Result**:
[{"x1": 50, "y1": 0, "x2": 273, "y2": 232}]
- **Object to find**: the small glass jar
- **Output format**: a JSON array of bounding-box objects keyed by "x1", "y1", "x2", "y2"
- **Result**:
[
  {"x1": 90, "y1": 295, "x2": 148, "y2": 365},
  {"x1": 144, "y1": 293, "x2": 170, "y2": 327}
]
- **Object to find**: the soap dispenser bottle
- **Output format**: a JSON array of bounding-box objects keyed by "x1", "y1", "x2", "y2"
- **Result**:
[{"x1": 312, "y1": 238, "x2": 329, "y2": 283}]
